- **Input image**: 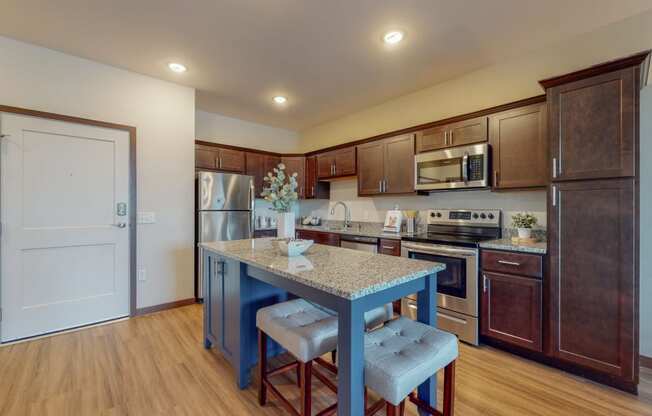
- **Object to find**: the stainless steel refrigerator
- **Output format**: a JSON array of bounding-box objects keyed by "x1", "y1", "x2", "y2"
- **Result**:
[{"x1": 196, "y1": 171, "x2": 254, "y2": 298}]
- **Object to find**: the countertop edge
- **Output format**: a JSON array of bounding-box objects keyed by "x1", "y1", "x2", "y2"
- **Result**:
[{"x1": 199, "y1": 242, "x2": 445, "y2": 300}]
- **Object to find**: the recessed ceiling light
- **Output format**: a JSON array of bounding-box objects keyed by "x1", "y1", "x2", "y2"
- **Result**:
[
  {"x1": 168, "y1": 62, "x2": 187, "y2": 73},
  {"x1": 383, "y1": 30, "x2": 404, "y2": 45},
  {"x1": 273, "y1": 96, "x2": 288, "y2": 104}
]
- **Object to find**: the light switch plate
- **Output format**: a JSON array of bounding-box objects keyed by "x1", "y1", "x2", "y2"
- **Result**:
[{"x1": 138, "y1": 212, "x2": 156, "y2": 224}]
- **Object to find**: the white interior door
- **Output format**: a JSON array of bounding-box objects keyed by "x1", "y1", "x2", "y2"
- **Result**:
[{"x1": 0, "y1": 112, "x2": 131, "y2": 342}]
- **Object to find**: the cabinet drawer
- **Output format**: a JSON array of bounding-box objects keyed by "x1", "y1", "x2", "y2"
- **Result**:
[
  {"x1": 481, "y1": 250, "x2": 543, "y2": 278},
  {"x1": 378, "y1": 239, "x2": 401, "y2": 256}
]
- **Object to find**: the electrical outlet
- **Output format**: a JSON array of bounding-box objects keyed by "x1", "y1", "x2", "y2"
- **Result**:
[
  {"x1": 138, "y1": 212, "x2": 156, "y2": 224},
  {"x1": 137, "y1": 268, "x2": 147, "y2": 282}
]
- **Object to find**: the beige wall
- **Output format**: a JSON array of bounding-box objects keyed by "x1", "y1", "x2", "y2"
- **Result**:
[
  {"x1": 196, "y1": 109, "x2": 299, "y2": 153},
  {"x1": 299, "y1": 10, "x2": 652, "y2": 152},
  {"x1": 0, "y1": 36, "x2": 196, "y2": 309}
]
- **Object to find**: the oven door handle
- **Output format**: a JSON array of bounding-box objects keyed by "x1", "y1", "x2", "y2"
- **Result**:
[{"x1": 402, "y1": 242, "x2": 477, "y2": 257}]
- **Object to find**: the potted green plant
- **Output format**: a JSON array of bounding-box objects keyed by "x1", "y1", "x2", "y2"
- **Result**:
[
  {"x1": 261, "y1": 163, "x2": 299, "y2": 238},
  {"x1": 512, "y1": 212, "x2": 538, "y2": 239}
]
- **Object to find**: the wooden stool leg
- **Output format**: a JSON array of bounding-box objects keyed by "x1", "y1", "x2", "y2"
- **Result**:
[
  {"x1": 386, "y1": 402, "x2": 397, "y2": 416},
  {"x1": 398, "y1": 400, "x2": 405, "y2": 416},
  {"x1": 331, "y1": 350, "x2": 337, "y2": 365},
  {"x1": 443, "y1": 360, "x2": 456, "y2": 416},
  {"x1": 296, "y1": 364, "x2": 302, "y2": 387},
  {"x1": 300, "y1": 361, "x2": 313, "y2": 416},
  {"x1": 258, "y1": 330, "x2": 268, "y2": 406},
  {"x1": 364, "y1": 387, "x2": 368, "y2": 411}
]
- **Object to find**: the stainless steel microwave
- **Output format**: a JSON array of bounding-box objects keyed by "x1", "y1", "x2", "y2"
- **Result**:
[{"x1": 414, "y1": 143, "x2": 489, "y2": 191}]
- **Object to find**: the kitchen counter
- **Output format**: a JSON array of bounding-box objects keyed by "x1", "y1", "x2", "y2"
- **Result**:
[
  {"x1": 480, "y1": 238, "x2": 547, "y2": 255},
  {"x1": 296, "y1": 223, "x2": 415, "y2": 240},
  {"x1": 200, "y1": 238, "x2": 443, "y2": 300}
]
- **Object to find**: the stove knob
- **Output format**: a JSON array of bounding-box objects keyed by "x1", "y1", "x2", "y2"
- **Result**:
[
  {"x1": 436, "y1": 212, "x2": 442, "y2": 218},
  {"x1": 472, "y1": 213, "x2": 479, "y2": 219},
  {"x1": 488, "y1": 213, "x2": 495, "y2": 220},
  {"x1": 430, "y1": 212, "x2": 436, "y2": 218},
  {"x1": 480, "y1": 213, "x2": 487, "y2": 219}
]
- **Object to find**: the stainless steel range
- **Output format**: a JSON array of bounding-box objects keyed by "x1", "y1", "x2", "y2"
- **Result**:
[{"x1": 401, "y1": 209, "x2": 501, "y2": 345}]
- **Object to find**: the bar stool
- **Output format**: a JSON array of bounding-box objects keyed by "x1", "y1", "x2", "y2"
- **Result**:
[
  {"x1": 257, "y1": 298, "x2": 339, "y2": 416},
  {"x1": 363, "y1": 317, "x2": 458, "y2": 416},
  {"x1": 257, "y1": 299, "x2": 395, "y2": 416}
]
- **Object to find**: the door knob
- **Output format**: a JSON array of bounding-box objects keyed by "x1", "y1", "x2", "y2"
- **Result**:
[{"x1": 113, "y1": 222, "x2": 127, "y2": 228}]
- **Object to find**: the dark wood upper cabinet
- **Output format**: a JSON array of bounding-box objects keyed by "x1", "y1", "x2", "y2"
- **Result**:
[
  {"x1": 489, "y1": 102, "x2": 547, "y2": 189},
  {"x1": 196, "y1": 144, "x2": 244, "y2": 173},
  {"x1": 218, "y1": 148, "x2": 245, "y2": 173},
  {"x1": 281, "y1": 156, "x2": 306, "y2": 199},
  {"x1": 384, "y1": 134, "x2": 415, "y2": 194},
  {"x1": 196, "y1": 145, "x2": 218, "y2": 170},
  {"x1": 264, "y1": 155, "x2": 281, "y2": 175},
  {"x1": 304, "y1": 156, "x2": 330, "y2": 199},
  {"x1": 316, "y1": 147, "x2": 356, "y2": 179},
  {"x1": 245, "y1": 152, "x2": 266, "y2": 197},
  {"x1": 548, "y1": 178, "x2": 636, "y2": 384},
  {"x1": 357, "y1": 141, "x2": 385, "y2": 195},
  {"x1": 481, "y1": 271, "x2": 542, "y2": 353},
  {"x1": 357, "y1": 134, "x2": 415, "y2": 196},
  {"x1": 540, "y1": 52, "x2": 651, "y2": 182},
  {"x1": 416, "y1": 116, "x2": 487, "y2": 153}
]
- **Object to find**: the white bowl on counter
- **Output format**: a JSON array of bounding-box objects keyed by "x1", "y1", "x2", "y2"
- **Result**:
[{"x1": 277, "y1": 239, "x2": 314, "y2": 257}]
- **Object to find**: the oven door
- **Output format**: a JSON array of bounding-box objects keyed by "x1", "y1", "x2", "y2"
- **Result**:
[
  {"x1": 414, "y1": 144, "x2": 488, "y2": 191},
  {"x1": 401, "y1": 241, "x2": 478, "y2": 317}
]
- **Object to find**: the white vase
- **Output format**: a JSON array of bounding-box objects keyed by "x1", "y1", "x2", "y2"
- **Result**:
[
  {"x1": 517, "y1": 228, "x2": 532, "y2": 239},
  {"x1": 277, "y1": 212, "x2": 296, "y2": 239}
]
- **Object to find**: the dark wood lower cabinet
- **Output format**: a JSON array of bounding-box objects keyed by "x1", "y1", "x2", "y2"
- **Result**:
[
  {"x1": 549, "y1": 178, "x2": 637, "y2": 389},
  {"x1": 481, "y1": 271, "x2": 542, "y2": 353},
  {"x1": 295, "y1": 229, "x2": 340, "y2": 247}
]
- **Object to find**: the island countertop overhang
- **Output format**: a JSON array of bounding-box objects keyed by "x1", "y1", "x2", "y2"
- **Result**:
[{"x1": 199, "y1": 238, "x2": 445, "y2": 300}]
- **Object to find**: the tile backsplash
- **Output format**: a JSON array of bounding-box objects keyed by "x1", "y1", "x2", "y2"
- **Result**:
[{"x1": 299, "y1": 178, "x2": 547, "y2": 230}]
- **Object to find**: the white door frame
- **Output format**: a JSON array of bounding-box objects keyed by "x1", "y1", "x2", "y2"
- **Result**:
[{"x1": 0, "y1": 105, "x2": 137, "y2": 334}]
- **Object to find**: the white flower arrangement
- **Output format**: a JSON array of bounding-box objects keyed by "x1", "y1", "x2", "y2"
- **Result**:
[{"x1": 261, "y1": 163, "x2": 299, "y2": 213}]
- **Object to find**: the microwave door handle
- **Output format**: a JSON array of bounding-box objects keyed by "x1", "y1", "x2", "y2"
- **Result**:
[{"x1": 462, "y1": 152, "x2": 469, "y2": 183}]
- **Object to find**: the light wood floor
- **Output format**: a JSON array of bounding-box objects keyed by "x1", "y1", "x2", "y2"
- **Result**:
[{"x1": 0, "y1": 304, "x2": 650, "y2": 416}]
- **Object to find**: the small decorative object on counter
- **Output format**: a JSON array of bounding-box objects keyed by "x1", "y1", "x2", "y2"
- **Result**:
[
  {"x1": 262, "y1": 163, "x2": 299, "y2": 238},
  {"x1": 404, "y1": 210, "x2": 418, "y2": 233},
  {"x1": 301, "y1": 216, "x2": 322, "y2": 226},
  {"x1": 277, "y1": 239, "x2": 314, "y2": 257},
  {"x1": 383, "y1": 209, "x2": 403, "y2": 233},
  {"x1": 512, "y1": 212, "x2": 538, "y2": 240}
]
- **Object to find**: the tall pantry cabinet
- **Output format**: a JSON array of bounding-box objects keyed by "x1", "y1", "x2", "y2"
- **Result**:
[{"x1": 539, "y1": 51, "x2": 650, "y2": 393}]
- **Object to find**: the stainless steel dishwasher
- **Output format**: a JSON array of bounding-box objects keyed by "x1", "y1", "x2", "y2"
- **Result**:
[{"x1": 339, "y1": 234, "x2": 379, "y2": 253}]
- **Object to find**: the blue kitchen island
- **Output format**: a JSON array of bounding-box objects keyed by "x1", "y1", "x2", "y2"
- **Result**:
[{"x1": 200, "y1": 238, "x2": 445, "y2": 416}]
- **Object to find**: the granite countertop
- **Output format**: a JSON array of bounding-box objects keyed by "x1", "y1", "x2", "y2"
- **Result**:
[
  {"x1": 480, "y1": 238, "x2": 547, "y2": 255},
  {"x1": 200, "y1": 238, "x2": 445, "y2": 300},
  {"x1": 295, "y1": 224, "x2": 412, "y2": 240}
]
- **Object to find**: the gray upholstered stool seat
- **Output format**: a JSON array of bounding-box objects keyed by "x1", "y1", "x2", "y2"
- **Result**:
[
  {"x1": 364, "y1": 316, "x2": 459, "y2": 406},
  {"x1": 307, "y1": 300, "x2": 393, "y2": 330},
  {"x1": 256, "y1": 298, "x2": 338, "y2": 362}
]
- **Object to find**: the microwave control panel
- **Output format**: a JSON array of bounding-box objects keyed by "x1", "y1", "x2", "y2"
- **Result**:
[{"x1": 468, "y1": 155, "x2": 484, "y2": 181}]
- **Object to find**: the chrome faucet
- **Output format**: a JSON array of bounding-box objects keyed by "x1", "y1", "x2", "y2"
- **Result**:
[{"x1": 330, "y1": 201, "x2": 352, "y2": 229}]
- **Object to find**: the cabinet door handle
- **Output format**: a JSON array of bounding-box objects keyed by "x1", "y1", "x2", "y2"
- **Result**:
[
  {"x1": 483, "y1": 274, "x2": 488, "y2": 293},
  {"x1": 552, "y1": 185, "x2": 557, "y2": 207},
  {"x1": 497, "y1": 260, "x2": 521, "y2": 266},
  {"x1": 494, "y1": 171, "x2": 499, "y2": 187},
  {"x1": 311, "y1": 185, "x2": 314, "y2": 197},
  {"x1": 383, "y1": 179, "x2": 387, "y2": 193},
  {"x1": 379, "y1": 180, "x2": 383, "y2": 193},
  {"x1": 382, "y1": 245, "x2": 395, "y2": 250},
  {"x1": 449, "y1": 130, "x2": 454, "y2": 145},
  {"x1": 552, "y1": 158, "x2": 558, "y2": 178}
]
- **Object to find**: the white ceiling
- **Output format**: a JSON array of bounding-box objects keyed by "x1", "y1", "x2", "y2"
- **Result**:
[{"x1": 2, "y1": 1, "x2": 652, "y2": 131}]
